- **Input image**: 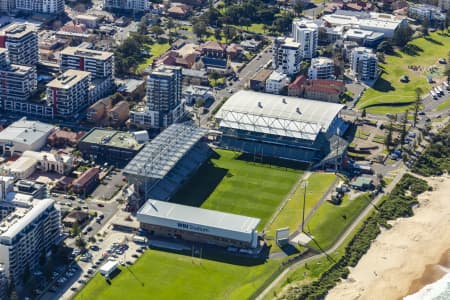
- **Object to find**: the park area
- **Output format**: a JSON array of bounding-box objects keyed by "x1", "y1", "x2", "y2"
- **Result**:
[
  {"x1": 75, "y1": 249, "x2": 280, "y2": 300},
  {"x1": 171, "y1": 149, "x2": 303, "y2": 230},
  {"x1": 136, "y1": 42, "x2": 170, "y2": 74},
  {"x1": 357, "y1": 32, "x2": 450, "y2": 114}
]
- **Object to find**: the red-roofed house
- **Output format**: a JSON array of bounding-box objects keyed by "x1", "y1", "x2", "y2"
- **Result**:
[
  {"x1": 303, "y1": 79, "x2": 345, "y2": 103},
  {"x1": 168, "y1": 3, "x2": 191, "y2": 19},
  {"x1": 287, "y1": 75, "x2": 307, "y2": 97},
  {"x1": 72, "y1": 167, "x2": 100, "y2": 197},
  {"x1": 200, "y1": 41, "x2": 226, "y2": 58}
]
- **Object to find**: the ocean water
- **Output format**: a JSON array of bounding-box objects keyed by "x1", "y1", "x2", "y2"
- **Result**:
[{"x1": 404, "y1": 272, "x2": 450, "y2": 300}]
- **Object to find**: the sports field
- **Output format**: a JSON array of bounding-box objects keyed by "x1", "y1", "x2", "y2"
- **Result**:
[
  {"x1": 171, "y1": 149, "x2": 303, "y2": 230},
  {"x1": 357, "y1": 32, "x2": 450, "y2": 114},
  {"x1": 307, "y1": 193, "x2": 371, "y2": 250},
  {"x1": 75, "y1": 249, "x2": 279, "y2": 300}
]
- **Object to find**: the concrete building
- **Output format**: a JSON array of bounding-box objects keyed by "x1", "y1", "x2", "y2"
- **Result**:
[
  {"x1": 272, "y1": 37, "x2": 301, "y2": 76},
  {"x1": 0, "y1": 118, "x2": 55, "y2": 155},
  {"x1": 183, "y1": 85, "x2": 213, "y2": 105},
  {"x1": 15, "y1": 0, "x2": 64, "y2": 14},
  {"x1": 103, "y1": 0, "x2": 149, "y2": 11},
  {"x1": 107, "y1": 101, "x2": 130, "y2": 125},
  {"x1": 350, "y1": 47, "x2": 378, "y2": 81},
  {"x1": 75, "y1": 15, "x2": 100, "y2": 28},
  {"x1": 0, "y1": 0, "x2": 15, "y2": 13},
  {"x1": 0, "y1": 197, "x2": 61, "y2": 285},
  {"x1": 292, "y1": 18, "x2": 318, "y2": 59},
  {"x1": 439, "y1": 0, "x2": 450, "y2": 11},
  {"x1": 303, "y1": 79, "x2": 345, "y2": 103},
  {"x1": 137, "y1": 199, "x2": 261, "y2": 249},
  {"x1": 78, "y1": 128, "x2": 144, "y2": 166},
  {"x1": 72, "y1": 167, "x2": 100, "y2": 197},
  {"x1": 249, "y1": 69, "x2": 273, "y2": 92},
  {"x1": 408, "y1": 4, "x2": 446, "y2": 24},
  {"x1": 0, "y1": 23, "x2": 38, "y2": 66},
  {"x1": 130, "y1": 66, "x2": 185, "y2": 130},
  {"x1": 46, "y1": 70, "x2": 91, "y2": 118},
  {"x1": 265, "y1": 71, "x2": 290, "y2": 95},
  {"x1": 86, "y1": 98, "x2": 112, "y2": 123},
  {"x1": 308, "y1": 57, "x2": 335, "y2": 80},
  {"x1": 343, "y1": 28, "x2": 384, "y2": 48},
  {"x1": 0, "y1": 48, "x2": 37, "y2": 106}
]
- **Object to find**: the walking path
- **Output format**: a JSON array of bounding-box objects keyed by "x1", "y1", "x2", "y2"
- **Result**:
[{"x1": 256, "y1": 167, "x2": 406, "y2": 300}]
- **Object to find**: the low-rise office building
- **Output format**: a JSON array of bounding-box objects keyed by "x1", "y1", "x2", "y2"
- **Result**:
[
  {"x1": 72, "y1": 167, "x2": 100, "y2": 197},
  {"x1": 78, "y1": 128, "x2": 144, "y2": 166},
  {"x1": 137, "y1": 199, "x2": 261, "y2": 249},
  {"x1": 249, "y1": 69, "x2": 273, "y2": 92}
]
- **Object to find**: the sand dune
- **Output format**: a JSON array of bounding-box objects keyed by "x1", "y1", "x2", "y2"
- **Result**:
[{"x1": 326, "y1": 174, "x2": 450, "y2": 300}]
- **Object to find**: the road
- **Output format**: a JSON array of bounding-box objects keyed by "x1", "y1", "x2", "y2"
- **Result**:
[
  {"x1": 199, "y1": 44, "x2": 273, "y2": 126},
  {"x1": 256, "y1": 166, "x2": 407, "y2": 300}
]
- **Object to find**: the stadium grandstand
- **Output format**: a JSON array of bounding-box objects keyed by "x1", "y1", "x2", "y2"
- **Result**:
[
  {"x1": 215, "y1": 91, "x2": 349, "y2": 168},
  {"x1": 123, "y1": 123, "x2": 211, "y2": 210}
]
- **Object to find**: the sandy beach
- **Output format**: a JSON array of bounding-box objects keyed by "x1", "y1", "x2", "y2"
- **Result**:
[{"x1": 326, "y1": 174, "x2": 450, "y2": 300}]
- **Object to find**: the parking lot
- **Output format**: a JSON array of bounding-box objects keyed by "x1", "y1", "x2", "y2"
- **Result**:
[{"x1": 91, "y1": 170, "x2": 126, "y2": 201}]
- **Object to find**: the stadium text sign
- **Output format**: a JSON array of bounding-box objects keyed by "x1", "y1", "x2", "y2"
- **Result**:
[{"x1": 177, "y1": 223, "x2": 209, "y2": 233}]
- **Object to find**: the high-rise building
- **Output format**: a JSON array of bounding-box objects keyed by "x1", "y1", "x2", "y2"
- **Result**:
[
  {"x1": 272, "y1": 37, "x2": 301, "y2": 76},
  {"x1": 0, "y1": 197, "x2": 61, "y2": 285},
  {"x1": 0, "y1": 0, "x2": 15, "y2": 13},
  {"x1": 292, "y1": 18, "x2": 318, "y2": 59},
  {"x1": 130, "y1": 66, "x2": 185, "y2": 130},
  {"x1": 59, "y1": 47, "x2": 114, "y2": 101},
  {"x1": 350, "y1": 47, "x2": 378, "y2": 81},
  {"x1": 0, "y1": 23, "x2": 39, "y2": 67},
  {"x1": 46, "y1": 70, "x2": 91, "y2": 118},
  {"x1": 308, "y1": 57, "x2": 335, "y2": 80},
  {"x1": 15, "y1": 0, "x2": 64, "y2": 14},
  {"x1": 0, "y1": 48, "x2": 37, "y2": 105},
  {"x1": 103, "y1": 0, "x2": 149, "y2": 11}
]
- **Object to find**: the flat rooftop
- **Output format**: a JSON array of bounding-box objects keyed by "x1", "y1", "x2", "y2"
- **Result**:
[
  {"x1": 80, "y1": 128, "x2": 143, "y2": 151},
  {"x1": 123, "y1": 124, "x2": 207, "y2": 179},
  {"x1": 138, "y1": 199, "x2": 260, "y2": 235},
  {"x1": 216, "y1": 90, "x2": 344, "y2": 141},
  {"x1": 46, "y1": 70, "x2": 90, "y2": 89},
  {"x1": 1, "y1": 23, "x2": 36, "y2": 38},
  {"x1": 61, "y1": 46, "x2": 113, "y2": 61},
  {"x1": 0, "y1": 118, "x2": 54, "y2": 147}
]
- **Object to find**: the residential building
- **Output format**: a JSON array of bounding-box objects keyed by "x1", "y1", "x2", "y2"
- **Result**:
[
  {"x1": 0, "y1": 118, "x2": 55, "y2": 155},
  {"x1": 249, "y1": 69, "x2": 273, "y2": 92},
  {"x1": 103, "y1": 0, "x2": 149, "y2": 11},
  {"x1": 287, "y1": 75, "x2": 307, "y2": 97},
  {"x1": 72, "y1": 167, "x2": 100, "y2": 197},
  {"x1": 408, "y1": 4, "x2": 446, "y2": 24},
  {"x1": 308, "y1": 57, "x2": 335, "y2": 80},
  {"x1": 343, "y1": 28, "x2": 384, "y2": 48},
  {"x1": 130, "y1": 66, "x2": 184, "y2": 130},
  {"x1": 199, "y1": 41, "x2": 226, "y2": 58},
  {"x1": 0, "y1": 49, "x2": 37, "y2": 105},
  {"x1": 15, "y1": 0, "x2": 64, "y2": 14},
  {"x1": 350, "y1": 47, "x2": 378, "y2": 81},
  {"x1": 0, "y1": 0, "x2": 15, "y2": 13},
  {"x1": 439, "y1": 0, "x2": 450, "y2": 11},
  {"x1": 86, "y1": 98, "x2": 112, "y2": 123},
  {"x1": 0, "y1": 23, "x2": 38, "y2": 66},
  {"x1": 107, "y1": 100, "x2": 129, "y2": 125},
  {"x1": 272, "y1": 37, "x2": 301, "y2": 76},
  {"x1": 14, "y1": 180, "x2": 46, "y2": 199},
  {"x1": 0, "y1": 197, "x2": 61, "y2": 285},
  {"x1": 46, "y1": 70, "x2": 91, "y2": 118},
  {"x1": 59, "y1": 47, "x2": 114, "y2": 101},
  {"x1": 303, "y1": 79, "x2": 345, "y2": 103},
  {"x1": 292, "y1": 18, "x2": 318, "y2": 59},
  {"x1": 183, "y1": 85, "x2": 213, "y2": 105},
  {"x1": 77, "y1": 128, "x2": 144, "y2": 166},
  {"x1": 75, "y1": 15, "x2": 100, "y2": 28},
  {"x1": 265, "y1": 71, "x2": 290, "y2": 95}
]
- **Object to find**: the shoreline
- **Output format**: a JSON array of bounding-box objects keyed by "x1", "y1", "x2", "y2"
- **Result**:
[
  {"x1": 404, "y1": 249, "x2": 450, "y2": 299},
  {"x1": 326, "y1": 174, "x2": 450, "y2": 300}
]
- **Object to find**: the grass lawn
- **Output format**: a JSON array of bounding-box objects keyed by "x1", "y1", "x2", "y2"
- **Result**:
[
  {"x1": 436, "y1": 98, "x2": 450, "y2": 111},
  {"x1": 307, "y1": 193, "x2": 371, "y2": 250},
  {"x1": 233, "y1": 23, "x2": 266, "y2": 34},
  {"x1": 266, "y1": 173, "x2": 336, "y2": 239},
  {"x1": 171, "y1": 150, "x2": 302, "y2": 231},
  {"x1": 136, "y1": 42, "x2": 170, "y2": 74},
  {"x1": 357, "y1": 32, "x2": 450, "y2": 114},
  {"x1": 75, "y1": 249, "x2": 280, "y2": 300}
]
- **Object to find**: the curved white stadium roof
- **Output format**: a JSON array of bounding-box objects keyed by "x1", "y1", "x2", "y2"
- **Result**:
[{"x1": 215, "y1": 91, "x2": 344, "y2": 141}]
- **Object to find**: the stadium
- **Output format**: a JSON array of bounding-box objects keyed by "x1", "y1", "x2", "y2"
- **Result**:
[
  {"x1": 123, "y1": 123, "x2": 211, "y2": 210},
  {"x1": 215, "y1": 91, "x2": 349, "y2": 168}
]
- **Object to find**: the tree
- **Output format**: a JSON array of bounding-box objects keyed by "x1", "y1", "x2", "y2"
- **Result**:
[
  {"x1": 400, "y1": 110, "x2": 408, "y2": 147},
  {"x1": 223, "y1": 25, "x2": 237, "y2": 43},
  {"x1": 75, "y1": 236, "x2": 87, "y2": 250},
  {"x1": 209, "y1": 71, "x2": 221, "y2": 81},
  {"x1": 193, "y1": 20, "x2": 208, "y2": 38},
  {"x1": 167, "y1": 17, "x2": 175, "y2": 32},
  {"x1": 385, "y1": 121, "x2": 393, "y2": 151},
  {"x1": 376, "y1": 52, "x2": 385, "y2": 63},
  {"x1": 71, "y1": 222, "x2": 81, "y2": 236},
  {"x1": 361, "y1": 108, "x2": 367, "y2": 119},
  {"x1": 393, "y1": 25, "x2": 413, "y2": 47},
  {"x1": 195, "y1": 98, "x2": 205, "y2": 108},
  {"x1": 422, "y1": 18, "x2": 429, "y2": 36},
  {"x1": 293, "y1": 0, "x2": 304, "y2": 16},
  {"x1": 413, "y1": 88, "x2": 422, "y2": 127},
  {"x1": 150, "y1": 25, "x2": 164, "y2": 36},
  {"x1": 445, "y1": 51, "x2": 450, "y2": 84},
  {"x1": 88, "y1": 236, "x2": 97, "y2": 243},
  {"x1": 376, "y1": 40, "x2": 393, "y2": 54},
  {"x1": 214, "y1": 28, "x2": 222, "y2": 41},
  {"x1": 138, "y1": 16, "x2": 148, "y2": 35}
]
